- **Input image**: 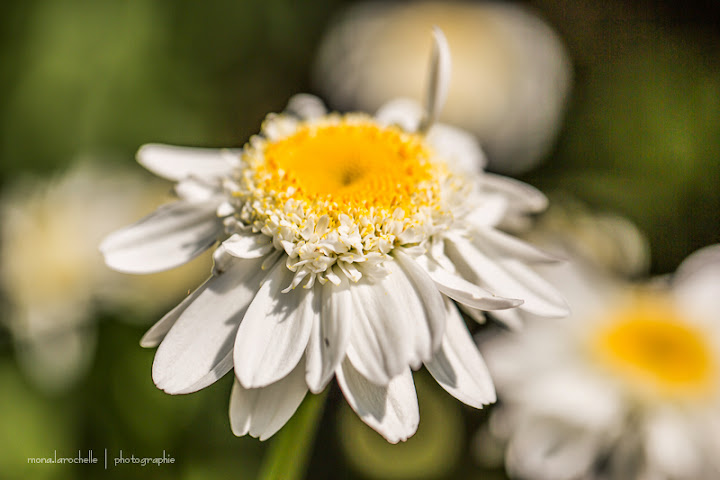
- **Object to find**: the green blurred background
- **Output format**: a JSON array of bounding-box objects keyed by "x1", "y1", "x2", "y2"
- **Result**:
[{"x1": 0, "y1": 1, "x2": 719, "y2": 479}]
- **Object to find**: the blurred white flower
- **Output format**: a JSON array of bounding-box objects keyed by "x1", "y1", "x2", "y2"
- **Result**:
[
  {"x1": 0, "y1": 162, "x2": 210, "y2": 393},
  {"x1": 479, "y1": 244, "x2": 720, "y2": 480},
  {"x1": 313, "y1": 1, "x2": 571, "y2": 174},
  {"x1": 101, "y1": 31, "x2": 567, "y2": 443}
]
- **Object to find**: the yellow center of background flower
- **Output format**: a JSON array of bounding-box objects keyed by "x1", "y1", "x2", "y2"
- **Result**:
[
  {"x1": 244, "y1": 116, "x2": 440, "y2": 221},
  {"x1": 593, "y1": 296, "x2": 717, "y2": 400}
]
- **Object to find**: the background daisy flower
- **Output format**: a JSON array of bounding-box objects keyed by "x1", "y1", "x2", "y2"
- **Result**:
[
  {"x1": 478, "y1": 244, "x2": 720, "y2": 480},
  {"x1": 100, "y1": 29, "x2": 568, "y2": 443}
]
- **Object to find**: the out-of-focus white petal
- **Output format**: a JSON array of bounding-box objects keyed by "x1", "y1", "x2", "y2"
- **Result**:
[
  {"x1": 285, "y1": 94, "x2": 327, "y2": 120},
  {"x1": 151, "y1": 255, "x2": 272, "y2": 394},
  {"x1": 673, "y1": 244, "x2": 720, "y2": 323},
  {"x1": 644, "y1": 409, "x2": 702, "y2": 479},
  {"x1": 222, "y1": 232, "x2": 274, "y2": 259},
  {"x1": 305, "y1": 279, "x2": 352, "y2": 393},
  {"x1": 447, "y1": 235, "x2": 568, "y2": 317},
  {"x1": 426, "y1": 298, "x2": 496, "y2": 407},
  {"x1": 505, "y1": 419, "x2": 602, "y2": 480},
  {"x1": 375, "y1": 98, "x2": 423, "y2": 132},
  {"x1": 100, "y1": 200, "x2": 222, "y2": 274},
  {"x1": 336, "y1": 359, "x2": 419, "y2": 444},
  {"x1": 481, "y1": 173, "x2": 548, "y2": 214},
  {"x1": 234, "y1": 263, "x2": 316, "y2": 389},
  {"x1": 229, "y1": 360, "x2": 308, "y2": 441},
  {"x1": 137, "y1": 144, "x2": 238, "y2": 181},
  {"x1": 426, "y1": 123, "x2": 486, "y2": 173},
  {"x1": 419, "y1": 26, "x2": 451, "y2": 132}
]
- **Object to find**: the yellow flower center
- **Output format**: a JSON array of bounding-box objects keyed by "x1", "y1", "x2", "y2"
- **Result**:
[
  {"x1": 241, "y1": 115, "x2": 440, "y2": 222},
  {"x1": 593, "y1": 296, "x2": 717, "y2": 400}
]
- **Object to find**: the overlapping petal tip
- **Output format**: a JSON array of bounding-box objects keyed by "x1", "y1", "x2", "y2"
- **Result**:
[
  {"x1": 285, "y1": 94, "x2": 327, "y2": 120},
  {"x1": 233, "y1": 262, "x2": 317, "y2": 389},
  {"x1": 305, "y1": 279, "x2": 352, "y2": 393},
  {"x1": 150, "y1": 255, "x2": 270, "y2": 394},
  {"x1": 426, "y1": 123, "x2": 486, "y2": 173},
  {"x1": 481, "y1": 173, "x2": 549, "y2": 214},
  {"x1": 446, "y1": 235, "x2": 569, "y2": 318},
  {"x1": 137, "y1": 143, "x2": 239, "y2": 181},
  {"x1": 426, "y1": 298, "x2": 496, "y2": 408},
  {"x1": 336, "y1": 359, "x2": 420, "y2": 444},
  {"x1": 222, "y1": 231, "x2": 274, "y2": 259},
  {"x1": 100, "y1": 200, "x2": 223, "y2": 274},
  {"x1": 419, "y1": 26, "x2": 451, "y2": 132},
  {"x1": 229, "y1": 360, "x2": 308, "y2": 441}
]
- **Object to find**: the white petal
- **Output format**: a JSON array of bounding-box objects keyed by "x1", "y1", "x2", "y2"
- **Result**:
[
  {"x1": 425, "y1": 299, "x2": 496, "y2": 408},
  {"x1": 336, "y1": 359, "x2": 419, "y2": 444},
  {"x1": 137, "y1": 143, "x2": 238, "y2": 181},
  {"x1": 481, "y1": 173, "x2": 548, "y2": 214},
  {"x1": 305, "y1": 279, "x2": 352, "y2": 393},
  {"x1": 234, "y1": 263, "x2": 316, "y2": 388},
  {"x1": 151, "y1": 255, "x2": 273, "y2": 394},
  {"x1": 374, "y1": 98, "x2": 423, "y2": 132},
  {"x1": 474, "y1": 227, "x2": 560, "y2": 264},
  {"x1": 644, "y1": 409, "x2": 702, "y2": 478},
  {"x1": 505, "y1": 420, "x2": 601, "y2": 480},
  {"x1": 174, "y1": 177, "x2": 220, "y2": 202},
  {"x1": 285, "y1": 94, "x2": 327, "y2": 120},
  {"x1": 100, "y1": 200, "x2": 222, "y2": 274},
  {"x1": 222, "y1": 232, "x2": 274, "y2": 259},
  {"x1": 344, "y1": 279, "x2": 410, "y2": 386},
  {"x1": 418, "y1": 254, "x2": 523, "y2": 311},
  {"x1": 394, "y1": 251, "x2": 446, "y2": 354},
  {"x1": 673, "y1": 244, "x2": 720, "y2": 323},
  {"x1": 426, "y1": 123, "x2": 486, "y2": 173},
  {"x1": 419, "y1": 27, "x2": 451, "y2": 132},
  {"x1": 229, "y1": 360, "x2": 308, "y2": 441},
  {"x1": 140, "y1": 277, "x2": 210, "y2": 348},
  {"x1": 447, "y1": 235, "x2": 568, "y2": 317}
]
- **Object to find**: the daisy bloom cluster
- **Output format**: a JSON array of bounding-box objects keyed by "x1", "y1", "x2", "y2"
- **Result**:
[
  {"x1": 479, "y1": 244, "x2": 720, "y2": 480},
  {"x1": 101, "y1": 29, "x2": 567, "y2": 443}
]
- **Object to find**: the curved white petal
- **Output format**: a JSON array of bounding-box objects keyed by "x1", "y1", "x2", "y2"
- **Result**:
[
  {"x1": 644, "y1": 409, "x2": 702, "y2": 478},
  {"x1": 426, "y1": 299, "x2": 496, "y2": 408},
  {"x1": 426, "y1": 123, "x2": 486, "y2": 173},
  {"x1": 305, "y1": 279, "x2": 352, "y2": 393},
  {"x1": 481, "y1": 173, "x2": 548, "y2": 214},
  {"x1": 336, "y1": 359, "x2": 419, "y2": 444},
  {"x1": 140, "y1": 277, "x2": 210, "y2": 348},
  {"x1": 285, "y1": 94, "x2": 327, "y2": 120},
  {"x1": 419, "y1": 26, "x2": 451, "y2": 132},
  {"x1": 137, "y1": 143, "x2": 238, "y2": 181},
  {"x1": 151, "y1": 255, "x2": 273, "y2": 394},
  {"x1": 673, "y1": 244, "x2": 720, "y2": 323},
  {"x1": 474, "y1": 227, "x2": 561, "y2": 264},
  {"x1": 447, "y1": 235, "x2": 568, "y2": 317},
  {"x1": 375, "y1": 98, "x2": 423, "y2": 132},
  {"x1": 100, "y1": 200, "x2": 222, "y2": 274},
  {"x1": 234, "y1": 263, "x2": 316, "y2": 389},
  {"x1": 222, "y1": 232, "x2": 274, "y2": 259},
  {"x1": 417, "y1": 254, "x2": 523, "y2": 311},
  {"x1": 229, "y1": 360, "x2": 308, "y2": 441},
  {"x1": 394, "y1": 251, "x2": 446, "y2": 354}
]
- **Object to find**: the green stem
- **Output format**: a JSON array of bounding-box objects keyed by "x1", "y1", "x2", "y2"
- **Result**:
[{"x1": 257, "y1": 390, "x2": 328, "y2": 480}]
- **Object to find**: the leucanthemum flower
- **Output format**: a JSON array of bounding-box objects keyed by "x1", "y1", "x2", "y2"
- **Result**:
[
  {"x1": 479, "y1": 245, "x2": 720, "y2": 479},
  {"x1": 100, "y1": 29, "x2": 567, "y2": 443}
]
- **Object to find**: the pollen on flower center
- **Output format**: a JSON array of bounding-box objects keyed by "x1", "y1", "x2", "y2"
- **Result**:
[
  {"x1": 229, "y1": 113, "x2": 456, "y2": 286},
  {"x1": 249, "y1": 115, "x2": 437, "y2": 215},
  {"x1": 592, "y1": 296, "x2": 717, "y2": 400}
]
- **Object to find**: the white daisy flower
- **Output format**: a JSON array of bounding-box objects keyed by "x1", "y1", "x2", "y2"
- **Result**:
[
  {"x1": 480, "y1": 244, "x2": 720, "y2": 479},
  {"x1": 100, "y1": 29, "x2": 568, "y2": 443}
]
